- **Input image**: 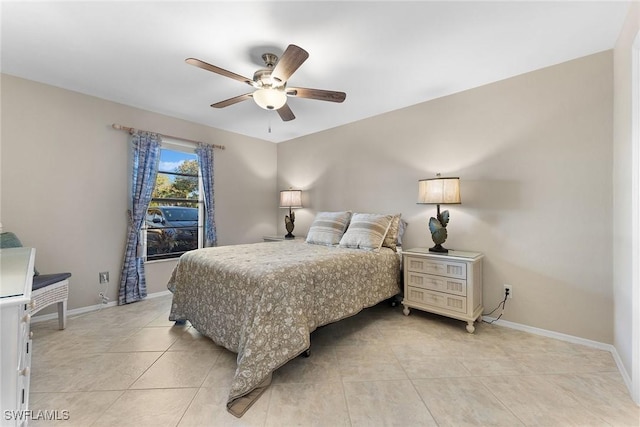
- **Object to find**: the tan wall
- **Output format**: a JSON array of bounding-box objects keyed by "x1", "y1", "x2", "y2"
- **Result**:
[
  {"x1": 613, "y1": 2, "x2": 640, "y2": 386},
  {"x1": 0, "y1": 74, "x2": 277, "y2": 310},
  {"x1": 278, "y1": 51, "x2": 614, "y2": 343},
  {"x1": 0, "y1": 50, "x2": 618, "y2": 346}
]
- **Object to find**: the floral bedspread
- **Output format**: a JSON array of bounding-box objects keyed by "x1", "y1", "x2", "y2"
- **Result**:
[{"x1": 167, "y1": 240, "x2": 400, "y2": 417}]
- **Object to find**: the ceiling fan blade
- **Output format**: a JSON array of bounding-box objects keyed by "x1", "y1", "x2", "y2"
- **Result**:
[
  {"x1": 286, "y1": 87, "x2": 346, "y2": 103},
  {"x1": 211, "y1": 93, "x2": 253, "y2": 108},
  {"x1": 186, "y1": 58, "x2": 255, "y2": 87},
  {"x1": 277, "y1": 103, "x2": 296, "y2": 122},
  {"x1": 271, "y1": 45, "x2": 309, "y2": 84}
]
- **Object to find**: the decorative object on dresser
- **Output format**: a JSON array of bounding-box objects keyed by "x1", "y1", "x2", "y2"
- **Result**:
[
  {"x1": 279, "y1": 189, "x2": 302, "y2": 239},
  {"x1": 402, "y1": 248, "x2": 483, "y2": 333},
  {"x1": 417, "y1": 175, "x2": 461, "y2": 253},
  {"x1": 0, "y1": 247, "x2": 36, "y2": 426}
]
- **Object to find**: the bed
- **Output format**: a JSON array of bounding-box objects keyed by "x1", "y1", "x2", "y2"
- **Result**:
[{"x1": 167, "y1": 211, "x2": 403, "y2": 417}]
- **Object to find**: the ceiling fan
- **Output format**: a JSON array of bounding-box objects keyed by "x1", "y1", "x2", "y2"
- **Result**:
[{"x1": 186, "y1": 44, "x2": 346, "y2": 122}]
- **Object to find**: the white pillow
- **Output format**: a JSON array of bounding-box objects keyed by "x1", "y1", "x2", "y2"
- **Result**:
[
  {"x1": 339, "y1": 213, "x2": 393, "y2": 251},
  {"x1": 305, "y1": 211, "x2": 352, "y2": 246}
]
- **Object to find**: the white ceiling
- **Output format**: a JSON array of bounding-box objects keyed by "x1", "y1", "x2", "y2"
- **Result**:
[{"x1": 0, "y1": 1, "x2": 631, "y2": 143}]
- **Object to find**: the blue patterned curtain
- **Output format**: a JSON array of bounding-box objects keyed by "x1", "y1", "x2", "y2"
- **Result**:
[
  {"x1": 118, "y1": 132, "x2": 161, "y2": 305},
  {"x1": 195, "y1": 143, "x2": 217, "y2": 247}
]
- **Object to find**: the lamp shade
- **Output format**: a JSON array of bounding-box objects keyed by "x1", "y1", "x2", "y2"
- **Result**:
[
  {"x1": 418, "y1": 177, "x2": 461, "y2": 205},
  {"x1": 279, "y1": 190, "x2": 302, "y2": 208},
  {"x1": 253, "y1": 88, "x2": 287, "y2": 110}
]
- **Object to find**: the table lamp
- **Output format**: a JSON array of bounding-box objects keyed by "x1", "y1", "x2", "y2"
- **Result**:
[
  {"x1": 417, "y1": 176, "x2": 461, "y2": 253},
  {"x1": 279, "y1": 189, "x2": 302, "y2": 239}
]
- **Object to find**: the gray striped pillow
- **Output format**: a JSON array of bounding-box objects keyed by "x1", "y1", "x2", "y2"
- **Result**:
[
  {"x1": 305, "y1": 211, "x2": 352, "y2": 245},
  {"x1": 339, "y1": 213, "x2": 393, "y2": 251}
]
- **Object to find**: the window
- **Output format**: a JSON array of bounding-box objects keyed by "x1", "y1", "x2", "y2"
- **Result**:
[{"x1": 143, "y1": 144, "x2": 203, "y2": 261}]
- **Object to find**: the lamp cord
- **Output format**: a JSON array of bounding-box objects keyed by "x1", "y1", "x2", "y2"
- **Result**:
[{"x1": 482, "y1": 292, "x2": 508, "y2": 324}]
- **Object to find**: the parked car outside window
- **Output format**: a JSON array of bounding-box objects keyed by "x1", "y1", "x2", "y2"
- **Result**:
[{"x1": 146, "y1": 206, "x2": 198, "y2": 257}]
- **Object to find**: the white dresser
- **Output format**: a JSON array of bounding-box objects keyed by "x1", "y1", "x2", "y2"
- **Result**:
[
  {"x1": 1, "y1": 247, "x2": 35, "y2": 427},
  {"x1": 402, "y1": 248, "x2": 483, "y2": 333}
]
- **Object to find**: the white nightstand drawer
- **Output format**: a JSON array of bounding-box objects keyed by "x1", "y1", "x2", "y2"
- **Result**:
[
  {"x1": 406, "y1": 272, "x2": 467, "y2": 296},
  {"x1": 406, "y1": 257, "x2": 466, "y2": 280},
  {"x1": 407, "y1": 286, "x2": 467, "y2": 313}
]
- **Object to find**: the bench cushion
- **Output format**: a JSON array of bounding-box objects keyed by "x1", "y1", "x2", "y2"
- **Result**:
[{"x1": 33, "y1": 273, "x2": 72, "y2": 291}]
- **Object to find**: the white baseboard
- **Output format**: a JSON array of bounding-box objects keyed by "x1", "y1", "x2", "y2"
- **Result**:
[
  {"x1": 146, "y1": 289, "x2": 172, "y2": 299},
  {"x1": 483, "y1": 316, "x2": 634, "y2": 399},
  {"x1": 31, "y1": 289, "x2": 173, "y2": 324}
]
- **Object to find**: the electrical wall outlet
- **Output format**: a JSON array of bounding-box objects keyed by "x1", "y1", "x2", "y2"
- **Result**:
[
  {"x1": 99, "y1": 271, "x2": 109, "y2": 284},
  {"x1": 504, "y1": 284, "x2": 513, "y2": 299}
]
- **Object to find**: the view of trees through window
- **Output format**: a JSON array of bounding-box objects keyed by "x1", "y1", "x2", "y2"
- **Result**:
[{"x1": 145, "y1": 148, "x2": 203, "y2": 260}]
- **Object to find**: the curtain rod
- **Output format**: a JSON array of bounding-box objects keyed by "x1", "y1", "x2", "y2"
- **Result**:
[{"x1": 111, "y1": 124, "x2": 225, "y2": 150}]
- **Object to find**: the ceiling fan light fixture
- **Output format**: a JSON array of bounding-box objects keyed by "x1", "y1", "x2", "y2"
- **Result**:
[{"x1": 253, "y1": 88, "x2": 287, "y2": 110}]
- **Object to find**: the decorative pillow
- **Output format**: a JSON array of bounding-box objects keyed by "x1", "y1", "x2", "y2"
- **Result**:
[
  {"x1": 397, "y1": 218, "x2": 408, "y2": 246},
  {"x1": 0, "y1": 232, "x2": 39, "y2": 275},
  {"x1": 306, "y1": 211, "x2": 352, "y2": 246},
  {"x1": 0, "y1": 232, "x2": 23, "y2": 249},
  {"x1": 339, "y1": 213, "x2": 393, "y2": 251},
  {"x1": 382, "y1": 214, "x2": 402, "y2": 251}
]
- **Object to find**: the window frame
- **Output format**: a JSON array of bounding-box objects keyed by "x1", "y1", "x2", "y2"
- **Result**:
[{"x1": 142, "y1": 140, "x2": 204, "y2": 262}]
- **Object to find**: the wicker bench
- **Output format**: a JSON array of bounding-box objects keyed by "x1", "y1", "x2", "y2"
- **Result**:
[
  {"x1": 32, "y1": 273, "x2": 71, "y2": 329},
  {"x1": 1, "y1": 232, "x2": 70, "y2": 330}
]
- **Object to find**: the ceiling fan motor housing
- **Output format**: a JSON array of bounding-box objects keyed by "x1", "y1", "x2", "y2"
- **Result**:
[{"x1": 253, "y1": 68, "x2": 282, "y2": 88}]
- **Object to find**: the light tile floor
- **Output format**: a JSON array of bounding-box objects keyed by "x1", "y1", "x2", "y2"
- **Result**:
[{"x1": 29, "y1": 295, "x2": 640, "y2": 426}]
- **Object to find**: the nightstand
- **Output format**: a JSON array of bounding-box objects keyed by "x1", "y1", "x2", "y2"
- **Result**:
[
  {"x1": 263, "y1": 235, "x2": 305, "y2": 242},
  {"x1": 402, "y1": 248, "x2": 483, "y2": 333}
]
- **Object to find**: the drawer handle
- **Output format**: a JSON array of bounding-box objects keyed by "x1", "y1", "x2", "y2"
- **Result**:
[
  {"x1": 29, "y1": 300, "x2": 36, "y2": 310},
  {"x1": 20, "y1": 367, "x2": 30, "y2": 376},
  {"x1": 22, "y1": 313, "x2": 31, "y2": 323}
]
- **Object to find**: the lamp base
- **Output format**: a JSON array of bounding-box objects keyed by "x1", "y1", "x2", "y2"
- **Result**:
[
  {"x1": 429, "y1": 244, "x2": 449, "y2": 253},
  {"x1": 284, "y1": 210, "x2": 295, "y2": 240}
]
